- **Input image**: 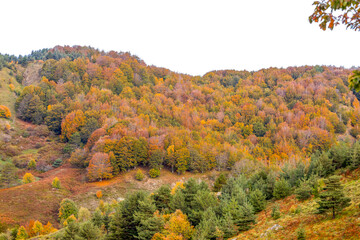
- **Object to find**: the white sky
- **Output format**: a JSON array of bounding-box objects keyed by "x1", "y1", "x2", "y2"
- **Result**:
[{"x1": 0, "y1": 0, "x2": 359, "y2": 76}]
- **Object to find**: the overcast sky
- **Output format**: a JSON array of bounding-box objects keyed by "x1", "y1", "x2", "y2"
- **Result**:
[{"x1": 0, "y1": 0, "x2": 359, "y2": 76}]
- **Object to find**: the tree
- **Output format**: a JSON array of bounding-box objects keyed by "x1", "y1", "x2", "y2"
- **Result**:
[
  {"x1": 22, "y1": 173, "x2": 35, "y2": 184},
  {"x1": 297, "y1": 227, "x2": 306, "y2": 240},
  {"x1": 32, "y1": 220, "x2": 43, "y2": 236},
  {"x1": 16, "y1": 226, "x2": 28, "y2": 240},
  {"x1": 249, "y1": 189, "x2": 267, "y2": 213},
  {"x1": 273, "y1": 178, "x2": 291, "y2": 199},
  {"x1": 135, "y1": 169, "x2": 145, "y2": 181},
  {"x1": 213, "y1": 173, "x2": 227, "y2": 192},
  {"x1": 0, "y1": 162, "x2": 18, "y2": 187},
  {"x1": 295, "y1": 180, "x2": 312, "y2": 201},
  {"x1": 59, "y1": 199, "x2": 78, "y2": 224},
  {"x1": 52, "y1": 177, "x2": 61, "y2": 189},
  {"x1": 152, "y1": 185, "x2": 172, "y2": 211},
  {"x1": 309, "y1": 0, "x2": 360, "y2": 31},
  {"x1": 87, "y1": 152, "x2": 113, "y2": 181},
  {"x1": 317, "y1": 175, "x2": 351, "y2": 218},
  {"x1": 77, "y1": 222, "x2": 101, "y2": 240},
  {"x1": 175, "y1": 148, "x2": 190, "y2": 174},
  {"x1": 78, "y1": 207, "x2": 91, "y2": 222},
  {"x1": 27, "y1": 159, "x2": 36, "y2": 170}
]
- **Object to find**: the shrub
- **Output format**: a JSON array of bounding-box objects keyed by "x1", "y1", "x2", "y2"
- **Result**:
[
  {"x1": 52, "y1": 177, "x2": 61, "y2": 189},
  {"x1": 27, "y1": 158, "x2": 36, "y2": 170},
  {"x1": 271, "y1": 204, "x2": 281, "y2": 220},
  {"x1": 96, "y1": 190, "x2": 102, "y2": 199},
  {"x1": 52, "y1": 158, "x2": 63, "y2": 168},
  {"x1": 135, "y1": 169, "x2": 145, "y2": 181},
  {"x1": 297, "y1": 227, "x2": 306, "y2": 240},
  {"x1": 22, "y1": 173, "x2": 35, "y2": 184},
  {"x1": 295, "y1": 180, "x2": 312, "y2": 201},
  {"x1": 149, "y1": 168, "x2": 160, "y2": 178},
  {"x1": 0, "y1": 105, "x2": 11, "y2": 119}
]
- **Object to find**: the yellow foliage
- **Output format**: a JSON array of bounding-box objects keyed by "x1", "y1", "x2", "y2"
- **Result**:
[
  {"x1": 171, "y1": 182, "x2": 185, "y2": 195},
  {"x1": 0, "y1": 105, "x2": 11, "y2": 119},
  {"x1": 96, "y1": 190, "x2": 103, "y2": 198},
  {"x1": 22, "y1": 173, "x2": 35, "y2": 184}
]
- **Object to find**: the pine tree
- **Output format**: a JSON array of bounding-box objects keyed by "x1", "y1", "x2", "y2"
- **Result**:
[
  {"x1": 152, "y1": 185, "x2": 172, "y2": 211},
  {"x1": 273, "y1": 178, "x2": 291, "y2": 199},
  {"x1": 317, "y1": 175, "x2": 351, "y2": 219},
  {"x1": 77, "y1": 222, "x2": 101, "y2": 240},
  {"x1": 295, "y1": 180, "x2": 312, "y2": 201},
  {"x1": 249, "y1": 189, "x2": 267, "y2": 213},
  {"x1": 63, "y1": 221, "x2": 79, "y2": 240},
  {"x1": 213, "y1": 173, "x2": 227, "y2": 192}
]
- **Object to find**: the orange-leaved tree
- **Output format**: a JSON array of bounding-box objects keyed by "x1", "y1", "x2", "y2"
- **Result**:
[{"x1": 87, "y1": 152, "x2": 113, "y2": 181}]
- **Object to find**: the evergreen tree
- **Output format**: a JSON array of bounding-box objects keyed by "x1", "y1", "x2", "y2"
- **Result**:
[
  {"x1": 77, "y1": 222, "x2": 101, "y2": 240},
  {"x1": 295, "y1": 180, "x2": 312, "y2": 201},
  {"x1": 59, "y1": 199, "x2": 78, "y2": 224},
  {"x1": 152, "y1": 185, "x2": 172, "y2": 211},
  {"x1": 249, "y1": 189, "x2": 267, "y2": 213},
  {"x1": 271, "y1": 204, "x2": 281, "y2": 220},
  {"x1": 317, "y1": 175, "x2": 351, "y2": 219},
  {"x1": 350, "y1": 141, "x2": 360, "y2": 169},
  {"x1": 63, "y1": 221, "x2": 80, "y2": 240},
  {"x1": 273, "y1": 178, "x2": 291, "y2": 199},
  {"x1": 213, "y1": 173, "x2": 227, "y2": 192}
]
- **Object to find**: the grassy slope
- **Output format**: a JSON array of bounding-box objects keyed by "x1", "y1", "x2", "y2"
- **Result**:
[
  {"x1": 0, "y1": 67, "x2": 21, "y2": 121},
  {"x1": 235, "y1": 170, "x2": 360, "y2": 240},
  {"x1": 0, "y1": 164, "x2": 216, "y2": 228}
]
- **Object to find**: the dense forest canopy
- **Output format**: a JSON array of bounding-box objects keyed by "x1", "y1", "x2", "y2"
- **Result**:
[{"x1": 1, "y1": 46, "x2": 358, "y2": 179}]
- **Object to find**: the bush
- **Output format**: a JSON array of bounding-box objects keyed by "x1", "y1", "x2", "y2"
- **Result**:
[
  {"x1": 96, "y1": 190, "x2": 103, "y2": 199},
  {"x1": 297, "y1": 227, "x2": 306, "y2": 240},
  {"x1": 27, "y1": 158, "x2": 36, "y2": 170},
  {"x1": 22, "y1": 173, "x2": 35, "y2": 184},
  {"x1": 213, "y1": 173, "x2": 227, "y2": 192},
  {"x1": 135, "y1": 169, "x2": 145, "y2": 181},
  {"x1": 149, "y1": 168, "x2": 160, "y2": 178},
  {"x1": 271, "y1": 204, "x2": 281, "y2": 220},
  {"x1": 0, "y1": 106, "x2": 11, "y2": 119},
  {"x1": 78, "y1": 207, "x2": 91, "y2": 222},
  {"x1": 52, "y1": 158, "x2": 63, "y2": 168},
  {"x1": 52, "y1": 177, "x2": 61, "y2": 189}
]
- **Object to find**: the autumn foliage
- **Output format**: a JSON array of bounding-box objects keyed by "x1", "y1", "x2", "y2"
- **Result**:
[
  {"x1": 0, "y1": 105, "x2": 11, "y2": 119},
  {"x1": 87, "y1": 152, "x2": 113, "y2": 181}
]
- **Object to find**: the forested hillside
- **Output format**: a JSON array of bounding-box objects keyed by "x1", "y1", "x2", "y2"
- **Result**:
[
  {"x1": 1, "y1": 46, "x2": 360, "y2": 240},
  {"x1": 1, "y1": 46, "x2": 359, "y2": 180}
]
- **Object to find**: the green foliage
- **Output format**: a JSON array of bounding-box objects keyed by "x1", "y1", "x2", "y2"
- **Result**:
[
  {"x1": 59, "y1": 199, "x2": 78, "y2": 224},
  {"x1": 78, "y1": 207, "x2": 91, "y2": 222},
  {"x1": 271, "y1": 204, "x2": 281, "y2": 220},
  {"x1": 273, "y1": 178, "x2": 291, "y2": 199},
  {"x1": 135, "y1": 169, "x2": 145, "y2": 181},
  {"x1": 16, "y1": 226, "x2": 28, "y2": 240},
  {"x1": 0, "y1": 162, "x2": 18, "y2": 188},
  {"x1": 317, "y1": 175, "x2": 351, "y2": 218},
  {"x1": 349, "y1": 70, "x2": 360, "y2": 92},
  {"x1": 149, "y1": 168, "x2": 160, "y2": 178},
  {"x1": 213, "y1": 173, "x2": 227, "y2": 192},
  {"x1": 27, "y1": 159, "x2": 36, "y2": 170},
  {"x1": 249, "y1": 189, "x2": 267, "y2": 213},
  {"x1": 52, "y1": 158, "x2": 63, "y2": 168},
  {"x1": 295, "y1": 180, "x2": 312, "y2": 201},
  {"x1": 152, "y1": 185, "x2": 172, "y2": 211},
  {"x1": 297, "y1": 227, "x2": 306, "y2": 240}
]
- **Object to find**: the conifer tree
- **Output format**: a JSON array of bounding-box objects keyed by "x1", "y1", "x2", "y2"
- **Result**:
[
  {"x1": 152, "y1": 185, "x2": 172, "y2": 211},
  {"x1": 273, "y1": 178, "x2": 291, "y2": 199},
  {"x1": 213, "y1": 173, "x2": 227, "y2": 192},
  {"x1": 295, "y1": 180, "x2": 312, "y2": 201},
  {"x1": 0, "y1": 162, "x2": 18, "y2": 187},
  {"x1": 63, "y1": 221, "x2": 79, "y2": 240},
  {"x1": 77, "y1": 222, "x2": 101, "y2": 240},
  {"x1": 249, "y1": 189, "x2": 267, "y2": 213},
  {"x1": 59, "y1": 199, "x2": 78, "y2": 224},
  {"x1": 317, "y1": 175, "x2": 351, "y2": 219}
]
